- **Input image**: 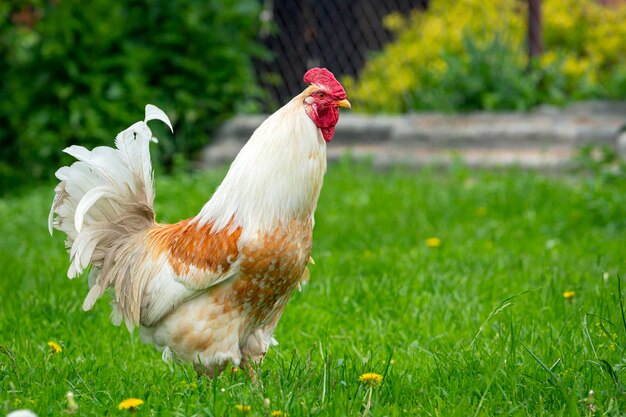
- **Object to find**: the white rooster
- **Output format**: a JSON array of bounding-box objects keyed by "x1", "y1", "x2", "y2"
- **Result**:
[{"x1": 49, "y1": 68, "x2": 350, "y2": 376}]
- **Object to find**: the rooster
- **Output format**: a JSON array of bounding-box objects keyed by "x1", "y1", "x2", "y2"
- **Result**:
[{"x1": 49, "y1": 68, "x2": 350, "y2": 376}]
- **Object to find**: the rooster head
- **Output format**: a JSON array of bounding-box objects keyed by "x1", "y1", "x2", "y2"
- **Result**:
[{"x1": 302, "y1": 68, "x2": 350, "y2": 142}]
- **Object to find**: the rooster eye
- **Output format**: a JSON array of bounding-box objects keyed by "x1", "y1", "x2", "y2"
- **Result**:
[{"x1": 316, "y1": 92, "x2": 325, "y2": 99}]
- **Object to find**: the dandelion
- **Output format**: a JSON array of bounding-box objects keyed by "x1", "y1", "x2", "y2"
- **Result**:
[
  {"x1": 47, "y1": 341, "x2": 62, "y2": 354},
  {"x1": 271, "y1": 411, "x2": 285, "y2": 416},
  {"x1": 118, "y1": 398, "x2": 144, "y2": 411},
  {"x1": 66, "y1": 391, "x2": 78, "y2": 413},
  {"x1": 563, "y1": 290, "x2": 575, "y2": 300},
  {"x1": 584, "y1": 390, "x2": 597, "y2": 414},
  {"x1": 234, "y1": 404, "x2": 251, "y2": 413},
  {"x1": 358, "y1": 372, "x2": 383, "y2": 386},
  {"x1": 358, "y1": 372, "x2": 383, "y2": 417},
  {"x1": 425, "y1": 237, "x2": 441, "y2": 248}
]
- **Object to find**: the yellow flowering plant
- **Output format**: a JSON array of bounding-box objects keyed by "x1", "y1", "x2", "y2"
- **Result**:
[
  {"x1": 47, "y1": 341, "x2": 62, "y2": 354},
  {"x1": 358, "y1": 372, "x2": 384, "y2": 386},
  {"x1": 346, "y1": 0, "x2": 626, "y2": 112},
  {"x1": 358, "y1": 372, "x2": 383, "y2": 416},
  {"x1": 426, "y1": 237, "x2": 441, "y2": 248},
  {"x1": 118, "y1": 398, "x2": 144, "y2": 411},
  {"x1": 234, "y1": 404, "x2": 251, "y2": 413}
]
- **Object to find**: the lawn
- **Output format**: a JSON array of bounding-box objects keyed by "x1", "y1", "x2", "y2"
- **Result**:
[{"x1": 1, "y1": 160, "x2": 625, "y2": 416}]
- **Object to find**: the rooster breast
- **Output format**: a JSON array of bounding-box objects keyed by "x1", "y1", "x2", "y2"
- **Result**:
[{"x1": 140, "y1": 217, "x2": 313, "y2": 375}]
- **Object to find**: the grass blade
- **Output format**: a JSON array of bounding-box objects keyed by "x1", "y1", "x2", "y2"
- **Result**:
[{"x1": 468, "y1": 288, "x2": 541, "y2": 350}]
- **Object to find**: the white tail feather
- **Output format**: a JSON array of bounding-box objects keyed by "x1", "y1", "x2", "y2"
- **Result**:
[
  {"x1": 69, "y1": 229, "x2": 100, "y2": 278},
  {"x1": 74, "y1": 186, "x2": 114, "y2": 233},
  {"x1": 83, "y1": 284, "x2": 104, "y2": 311},
  {"x1": 145, "y1": 104, "x2": 173, "y2": 134},
  {"x1": 50, "y1": 104, "x2": 172, "y2": 311},
  {"x1": 63, "y1": 145, "x2": 92, "y2": 161}
]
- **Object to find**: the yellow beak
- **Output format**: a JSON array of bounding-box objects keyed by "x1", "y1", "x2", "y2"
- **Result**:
[{"x1": 336, "y1": 99, "x2": 351, "y2": 109}]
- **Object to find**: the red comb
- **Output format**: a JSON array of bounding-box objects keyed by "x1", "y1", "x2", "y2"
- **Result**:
[{"x1": 303, "y1": 68, "x2": 346, "y2": 99}]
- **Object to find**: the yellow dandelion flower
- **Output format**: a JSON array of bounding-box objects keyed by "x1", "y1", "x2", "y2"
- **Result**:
[
  {"x1": 271, "y1": 411, "x2": 285, "y2": 417},
  {"x1": 426, "y1": 237, "x2": 441, "y2": 248},
  {"x1": 235, "y1": 404, "x2": 251, "y2": 413},
  {"x1": 358, "y1": 372, "x2": 383, "y2": 386},
  {"x1": 118, "y1": 398, "x2": 144, "y2": 411},
  {"x1": 563, "y1": 290, "x2": 575, "y2": 299},
  {"x1": 47, "y1": 341, "x2": 62, "y2": 354}
]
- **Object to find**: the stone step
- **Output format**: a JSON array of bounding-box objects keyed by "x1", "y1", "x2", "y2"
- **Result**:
[{"x1": 201, "y1": 101, "x2": 626, "y2": 169}]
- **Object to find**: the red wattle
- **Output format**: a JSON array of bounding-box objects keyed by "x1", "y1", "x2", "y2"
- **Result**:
[{"x1": 307, "y1": 106, "x2": 339, "y2": 142}]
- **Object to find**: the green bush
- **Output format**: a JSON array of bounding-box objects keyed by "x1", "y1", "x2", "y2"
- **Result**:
[
  {"x1": 416, "y1": 34, "x2": 539, "y2": 111},
  {"x1": 0, "y1": 0, "x2": 267, "y2": 194},
  {"x1": 346, "y1": 0, "x2": 626, "y2": 113}
]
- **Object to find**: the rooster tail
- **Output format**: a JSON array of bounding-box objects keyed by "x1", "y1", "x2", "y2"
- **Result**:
[{"x1": 49, "y1": 105, "x2": 173, "y2": 312}]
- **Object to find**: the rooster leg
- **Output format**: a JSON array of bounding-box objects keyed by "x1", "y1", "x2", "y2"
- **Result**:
[
  {"x1": 193, "y1": 361, "x2": 228, "y2": 379},
  {"x1": 239, "y1": 357, "x2": 259, "y2": 382},
  {"x1": 239, "y1": 345, "x2": 266, "y2": 383}
]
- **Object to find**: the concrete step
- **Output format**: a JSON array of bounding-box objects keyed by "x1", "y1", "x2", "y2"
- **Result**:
[{"x1": 201, "y1": 101, "x2": 626, "y2": 169}]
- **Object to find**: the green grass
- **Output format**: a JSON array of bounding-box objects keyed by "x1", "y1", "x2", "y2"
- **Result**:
[{"x1": 1, "y1": 160, "x2": 625, "y2": 416}]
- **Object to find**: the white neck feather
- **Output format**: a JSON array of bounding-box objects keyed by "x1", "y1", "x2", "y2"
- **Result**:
[{"x1": 196, "y1": 95, "x2": 327, "y2": 237}]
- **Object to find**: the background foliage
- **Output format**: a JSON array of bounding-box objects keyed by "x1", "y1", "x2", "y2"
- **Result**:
[
  {"x1": 346, "y1": 0, "x2": 626, "y2": 113},
  {"x1": 0, "y1": 0, "x2": 267, "y2": 194}
]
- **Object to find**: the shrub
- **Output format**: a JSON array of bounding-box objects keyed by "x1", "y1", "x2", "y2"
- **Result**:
[
  {"x1": 346, "y1": 0, "x2": 626, "y2": 113},
  {"x1": 420, "y1": 34, "x2": 538, "y2": 111},
  {"x1": 0, "y1": 0, "x2": 267, "y2": 194}
]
